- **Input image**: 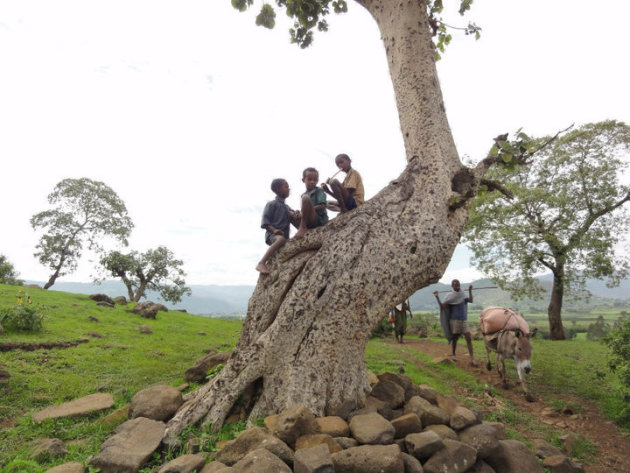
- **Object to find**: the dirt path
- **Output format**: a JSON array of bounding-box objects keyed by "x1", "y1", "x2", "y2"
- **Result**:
[{"x1": 385, "y1": 338, "x2": 630, "y2": 473}]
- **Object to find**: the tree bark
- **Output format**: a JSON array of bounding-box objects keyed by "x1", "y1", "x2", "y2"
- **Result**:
[
  {"x1": 164, "y1": 0, "x2": 480, "y2": 442},
  {"x1": 547, "y1": 267, "x2": 566, "y2": 340}
]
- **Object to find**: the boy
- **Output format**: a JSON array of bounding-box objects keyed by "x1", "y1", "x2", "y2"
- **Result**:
[
  {"x1": 295, "y1": 167, "x2": 328, "y2": 238},
  {"x1": 257, "y1": 178, "x2": 299, "y2": 275},
  {"x1": 433, "y1": 280, "x2": 478, "y2": 366},
  {"x1": 321, "y1": 153, "x2": 364, "y2": 213}
]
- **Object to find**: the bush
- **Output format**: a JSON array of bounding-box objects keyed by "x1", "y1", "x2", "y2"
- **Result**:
[
  {"x1": 1, "y1": 459, "x2": 43, "y2": 473},
  {"x1": 586, "y1": 315, "x2": 610, "y2": 341},
  {"x1": 604, "y1": 315, "x2": 630, "y2": 389},
  {"x1": 0, "y1": 290, "x2": 45, "y2": 332},
  {"x1": 0, "y1": 255, "x2": 23, "y2": 286}
]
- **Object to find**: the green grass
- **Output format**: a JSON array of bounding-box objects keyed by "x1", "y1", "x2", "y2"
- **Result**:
[{"x1": 1, "y1": 284, "x2": 625, "y2": 470}]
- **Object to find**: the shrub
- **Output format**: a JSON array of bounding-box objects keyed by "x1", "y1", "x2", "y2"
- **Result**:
[
  {"x1": 0, "y1": 255, "x2": 23, "y2": 286},
  {"x1": 586, "y1": 315, "x2": 610, "y2": 341},
  {"x1": 604, "y1": 315, "x2": 630, "y2": 389},
  {"x1": 0, "y1": 290, "x2": 45, "y2": 332},
  {"x1": 1, "y1": 459, "x2": 43, "y2": 473}
]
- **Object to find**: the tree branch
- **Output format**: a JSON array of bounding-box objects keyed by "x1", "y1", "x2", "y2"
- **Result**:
[{"x1": 479, "y1": 178, "x2": 513, "y2": 199}]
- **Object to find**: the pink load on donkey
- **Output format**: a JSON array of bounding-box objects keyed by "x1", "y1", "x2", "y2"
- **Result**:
[{"x1": 479, "y1": 306, "x2": 530, "y2": 335}]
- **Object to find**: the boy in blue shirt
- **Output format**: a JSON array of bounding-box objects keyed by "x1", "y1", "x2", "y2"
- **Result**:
[
  {"x1": 295, "y1": 167, "x2": 328, "y2": 238},
  {"x1": 257, "y1": 178, "x2": 299, "y2": 275}
]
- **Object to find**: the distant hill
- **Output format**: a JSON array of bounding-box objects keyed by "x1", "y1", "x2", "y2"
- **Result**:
[{"x1": 26, "y1": 274, "x2": 630, "y2": 316}]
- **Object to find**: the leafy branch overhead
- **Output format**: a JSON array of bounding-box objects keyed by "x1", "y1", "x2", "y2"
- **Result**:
[{"x1": 231, "y1": 0, "x2": 479, "y2": 51}]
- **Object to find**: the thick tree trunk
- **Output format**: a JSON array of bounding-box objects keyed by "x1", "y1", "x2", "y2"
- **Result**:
[
  {"x1": 164, "y1": 0, "x2": 478, "y2": 442},
  {"x1": 547, "y1": 268, "x2": 566, "y2": 340}
]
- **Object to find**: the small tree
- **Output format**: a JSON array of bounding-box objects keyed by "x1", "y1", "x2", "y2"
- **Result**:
[
  {"x1": 0, "y1": 255, "x2": 23, "y2": 286},
  {"x1": 587, "y1": 315, "x2": 610, "y2": 341},
  {"x1": 464, "y1": 121, "x2": 630, "y2": 340},
  {"x1": 31, "y1": 178, "x2": 133, "y2": 289},
  {"x1": 99, "y1": 246, "x2": 191, "y2": 304}
]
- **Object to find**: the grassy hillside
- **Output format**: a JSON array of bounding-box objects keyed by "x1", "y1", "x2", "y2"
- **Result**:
[{"x1": 1, "y1": 283, "x2": 628, "y2": 471}]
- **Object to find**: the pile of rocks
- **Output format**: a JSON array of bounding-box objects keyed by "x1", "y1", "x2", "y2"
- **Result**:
[{"x1": 41, "y1": 371, "x2": 584, "y2": 473}]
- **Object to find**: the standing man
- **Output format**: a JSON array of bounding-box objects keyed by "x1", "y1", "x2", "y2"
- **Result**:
[
  {"x1": 434, "y1": 280, "x2": 477, "y2": 366},
  {"x1": 391, "y1": 300, "x2": 413, "y2": 344}
]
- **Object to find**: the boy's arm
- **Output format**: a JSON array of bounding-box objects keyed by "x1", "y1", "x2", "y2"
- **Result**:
[{"x1": 263, "y1": 224, "x2": 283, "y2": 236}]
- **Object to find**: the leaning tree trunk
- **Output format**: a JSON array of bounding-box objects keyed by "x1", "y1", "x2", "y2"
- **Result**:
[
  {"x1": 547, "y1": 267, "x2": 566, "y2": 340},
  {"x1": 164, "y1": 0, "x2": 486, "y2": 442}
]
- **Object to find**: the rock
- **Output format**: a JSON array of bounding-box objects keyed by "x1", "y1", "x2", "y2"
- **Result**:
[
  {"x1": 129, "y1": 385, "x2": 183, "y2": 421},
  {"x1": 184, "y1": 352, "x2": 231, "y2": 383},
  {"x1": 423, "y1": 424, "x2": 457, "y2": 440},
  {"x1": 113, "y1": 296, "x2": 128, "y2": 305},
  {"x1": 45, "y1": 462, "x2": 85, "y2": 473},
  {"x1": 199, "y1": 462, "x2": 232, "y2": 472},
  {"x1": 436, "y1": 395, "x2": 461, "y2": 416},
  {"x1": 331, "y1": 444, "x2": 404, "y2": 473},
  {"x1": 89, "y1": 417, "x2": 166, "y2": 473},
  {"x1": 88, "y1": 316, "x2": 99, "y2": 322},
  {"x1": 30, "y1": 438, "x2": 68, "y2": 460},
  {"x1": 485, "y1": 439, "x2": 543, "y2": 473},
  {"x1": 391, "y1": 413, "x2": 423, "y2": 439},
  {"x1": 99, "y1": 405, "x2": 130, "y2": 426},
  {"x1": 349, "y1": 412, "x2": 395, "y2": 445},
  {"x1": 416, "y1": 385, "x2": 440, "y2": 405},
  {"x1": 533, "y1": 439, "x2": 563, "y2": 459},
  {"x1": 559, "y1": 433, "x2": 579, "y2": 455},
  {"x1": 367, "y1": 370, "x2": 380, "y2": 385},
  {"x1": 377, "y1": 372, "x2": 413, "y2": 394},
  {"x1": 295, "y1": 434, "x2": 342, "y2": 453},
  {"x1": 404, "y1": 430, "x2": 444, "y2": 461},
  {"x1": 97, "y1": 301, "x2": 114, "y2": 308},
  {"x1": 457, "y1": 423, "x2": 500, "y2": 459},
  {"x1": 370, "y1": 380, "x2": 406, "y2": 409},
  {"x1": 213, "y1": 427, "x2": 294, "y2": 466},
  {"x1": 231, "y1": 448, "x2": 291, "y2": 473},
  {"x1": 468, "y1": 460, "x2": 496, "y2": 473},
  {"x1": 401, "y1": 452, "x2": 424, "y2": 473},
  {"x1": 483, "y1": 422, "x2": 506, "y2": 440},
  {"x1": 422, "y1": 439, "x2": 477, "y2": 473},
  {"x1": 333, "y1": 437, "x2": 358, "y2": 449},
  {"x1": 88, "y1": 331, "x2": 103, "y2": 338},
  {"x1": 138, "y1": 325, "x2": 153, "y2": 334},
  {"x1": 543, "y1": 455, "x2": 584, "y2": 473},
  {"x1": 89, "y1": 294, "x2": 115, "y2": 305},
  {"x1": 316, "y1": 416, "x2": 350, "y2": 437},
  {"x1": 133, "y1": 301, "x2": 168, "y2": 319},
  {"x1": 404, "y1": 396, "x2": 449, "y2": 426},
  {"x1": 449, "y1": 406, "x2": 480, "y2": 430},
  {"x1": 364, "y1": 395, "x2": 394, "y2": 420},
  {"x1": 157, "y1": 454, "x2": 206, "y2": 473},
  {"x1": 33, "y1": 393, "x2": 114, "y2": 423},
  {"x1": 294, "y1": 443, "x2": 334, "y2": 473},
  {"x1": 269, "y1": 405, "x2": 321, "y2": 448}
]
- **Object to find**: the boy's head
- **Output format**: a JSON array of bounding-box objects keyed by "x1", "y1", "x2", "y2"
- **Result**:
[
  {"x1": 271, "y1": 178, "x2": 290, "y2": 199},
  {"x1": 451, "y1": 279, "x2": 461, "y2": 291},
  {"x1": 302, "y1": 167, "x2": 319, "y2": 191},
  {"x1": 335, "y1": 153, "x2": 351, "y2": 172}
]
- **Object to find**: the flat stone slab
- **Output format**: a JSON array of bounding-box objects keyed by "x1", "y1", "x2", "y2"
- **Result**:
[{"x1": 33, "y1": 393, "x2": 114, "y2": 423}]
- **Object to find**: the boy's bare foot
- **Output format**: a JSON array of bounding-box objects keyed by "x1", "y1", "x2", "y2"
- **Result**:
[
  {"x1": 294, "y1": 227, "x2": 307, "y2": 239},
  {"x1": 255, "y1": 262, "x2": 271, "y2": 275}
]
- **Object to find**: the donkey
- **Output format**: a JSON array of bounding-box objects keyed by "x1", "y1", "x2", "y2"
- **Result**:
[{"x1": 484, "y1": 327, "x2": 538, "y2": 402}]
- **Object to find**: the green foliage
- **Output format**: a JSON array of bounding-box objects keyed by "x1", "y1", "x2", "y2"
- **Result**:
[
  {"x1": 230, "y1": 0, "x2": 477, "y2": 51},
  {"x1": 0, "y1": 255, "x2": 23, "y2": 286},
  {"x1": 465, "y1": 120, "x2": 630, "y2": 322},
  {"x1": 0, "y1": 290, "x2": 45, "y2": 332},
  {"x1": 586, "y1": 315, "x2": 610, "y2": 341},
  {"x1": 604, "y1": 315, "x2": 630, "y2": 389},
  {"x1": 1, "y1": 459, "x2": 43, "y2": 473},
  {"x1": 99, "y1": 246, "x2": 191, "y2": 304},
  {"x1": 30, "y1": 178, "x2": 134, "y2": 288}
]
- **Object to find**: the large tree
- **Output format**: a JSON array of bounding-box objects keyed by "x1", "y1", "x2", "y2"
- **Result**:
[
  {"x1": 464, "y1": 121, "x2": 630, "y2": 340},
  {"x1": 99, "y1": 246, "x2": 191, "y2": 304},
  {"x1": 31, "y1": 178, "x2": 133, "y2": 289},
  {"x1": 163, "y1": 0, "x2": 530, "y2": 441}
]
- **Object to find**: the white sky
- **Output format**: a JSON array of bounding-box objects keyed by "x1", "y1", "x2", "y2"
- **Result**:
[{"x1": 1, "y1": 0, "x2": 629, "y2": 286}]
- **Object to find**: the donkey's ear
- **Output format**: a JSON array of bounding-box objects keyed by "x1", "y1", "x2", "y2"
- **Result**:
[{"x1": 529, "y1": 328, "x2": 538, "y2": 339}]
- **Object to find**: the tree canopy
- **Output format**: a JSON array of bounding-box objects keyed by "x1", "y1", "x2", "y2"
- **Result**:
[
  {"x1": 30, "y1": 178, "x2": 134, "y2": 289},
  {"x1": 0, "y1": 255, "x2": 23, "y2": 286},
  {"x1": 99, "y1": 246, "x2": 191, "y2": 304},
  {"x1": 464, "y1": 120, "x2": 630, "y2": 339}
]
